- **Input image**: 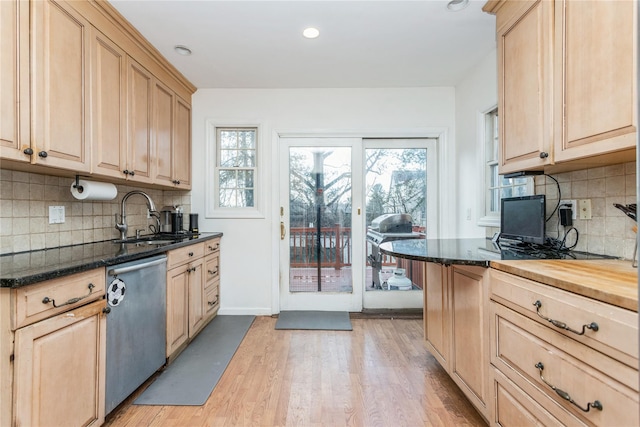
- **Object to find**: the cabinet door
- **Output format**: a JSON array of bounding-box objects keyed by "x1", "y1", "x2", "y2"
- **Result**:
[
  {"x1": 0, "y1": 0, "x2": 29, "y2": 163},
  {"x1": 553, "y1": 0, "x2": 637, "y2": 162},
  {"x1": 153, "y1": 80, "x2": 174, "y2": 186},
  {"x1": 127, "y1": 57, "x2": 154, "y2": 183},
  {"x1": 173, "y1": 96, "x2": 192, "y2": 189},
  {"x1": 188, "y1": 258, "x2": 206, "y2": 337},
  {"x1": 31, "y1": 0, "x2": 91, "y2": 171},
  {"x1": 166, "y1": 264, "x2": 189, "y2": 357},
  {"x1": 424, "y1": 262, "x2": 450, "y2": 368},
  {"x1": 13, "y1": 299, "x2": 106, "y2": 427},
  {"x1": 450, "y1": 265, "x2": 489, "y2": 418},
  {"x1": 91, "y1": 28, "x2": 127, "y2": 178},
  {"x1": 497, "y1": 0, "x2": 553, "y2": 174}
]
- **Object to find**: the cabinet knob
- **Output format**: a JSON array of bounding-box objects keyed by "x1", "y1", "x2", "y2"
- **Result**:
[
  {"x1": 23, "y1": 147, "x2": 33, "y2": 155},
  {"x1": 123, "y1": 169, "x2": 129, "y2": 175},
  {"x1": 188, "y1": 252, "x2": 194, "y2": 257},
  {"x1": 103, "y1": 306, "x2": 111, "y2": 314},
  {"x1": 129, "y1": 170, "x2": 135, "y2": 176},
  {"x1": 539, "y1": 152, "x2": 549, "y2": 159},
  {"x1": 38, "y1": 150, "x2": 48, "y2": 158}
]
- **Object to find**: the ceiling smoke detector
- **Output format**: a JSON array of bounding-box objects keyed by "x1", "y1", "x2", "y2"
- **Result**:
[
  {"x1": 174, "y1": 45, "x2": 192, "y2": 56},
  {"x1": 447, "y1": 0, "x2": 469, "y2": 12}
]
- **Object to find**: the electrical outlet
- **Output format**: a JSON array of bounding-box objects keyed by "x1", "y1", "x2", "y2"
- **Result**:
[
  {"x1": 48, "y1": 206, "x2": 65, "y2": 224},
  {"x1": 559, "y1": 199, "x2": 577, "y2": 220},
  {"x1": 578, "y1": 199, "x2": 592, "y2": 220}
]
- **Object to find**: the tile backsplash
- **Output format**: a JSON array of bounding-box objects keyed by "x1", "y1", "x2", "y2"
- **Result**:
[
  {"x1": 537, "y1": 162, "x2": 637, "y2": 259},
  {"x1": 488, "y1": 162, "x2": 637, "y2": 259},
  {"x1": 0, "y1": 169, "x2": 191, "y2": 254}
]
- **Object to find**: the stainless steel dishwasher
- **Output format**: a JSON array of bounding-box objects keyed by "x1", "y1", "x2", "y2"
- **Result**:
[{"x1": 105, "y1": 254, "x2": 167, "y2": 415}]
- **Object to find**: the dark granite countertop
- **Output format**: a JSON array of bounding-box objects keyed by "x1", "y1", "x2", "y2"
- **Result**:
[
  {"x1": 379, "y1": 238, "x2": 611, "y2": 266},
  {"x1": 380, "y1": 238, "x2": 500, "y2": 266},
  {"x1": 0, "y1": 232, "x2": 223, "y2": 288}
]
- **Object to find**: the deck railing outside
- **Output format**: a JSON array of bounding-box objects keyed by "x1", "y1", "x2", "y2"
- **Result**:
[{"x1": 289, "y1": 225, "x2": 423, "y2": 288}]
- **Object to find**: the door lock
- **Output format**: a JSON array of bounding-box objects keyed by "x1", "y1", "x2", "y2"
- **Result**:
[{"x1": 280, "y1": 222, "x2": 286, "y2": 240}]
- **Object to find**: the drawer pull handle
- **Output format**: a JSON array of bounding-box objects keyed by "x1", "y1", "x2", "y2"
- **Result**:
[
  {"x1": 208, "y1": 268, "x2": 218, "y2": 276},
  {"x1": 208, "y1": 296, "x2": 219, "y2": 307},
  {"x1": 42, "y1": 283, "x2": 95, "y2": 308},
  {"x1": 208, "y1": 243, "x2": 219, "y2": 251},
  {"x1": 535, "y1": 362, "x2": 603, "y2": 412},
  {"x1": 533, "y1": 300, "x2": 599, "y2": 335}
]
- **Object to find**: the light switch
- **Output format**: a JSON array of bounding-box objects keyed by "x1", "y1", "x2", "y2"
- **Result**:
[{"x1": 49, "y1": 206, "x2": 65, "y2": 224}]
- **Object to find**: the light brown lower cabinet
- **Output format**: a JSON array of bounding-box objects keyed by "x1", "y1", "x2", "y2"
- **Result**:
[
  {"x1": 166, "y1": 239, "x2": 221, "y2": 360},
  {"x1": 489, "y1": 269, "x2": 639, "y2": 426},
  {"x1": 0, "y1": 268, "x2": 107, "y2": 427},
  {"x1": 423, "y1": 263, "x2": 490, "y2": 421},
  {"x1": 14, "y1": 299, "x2": 107, "y2": 426}
]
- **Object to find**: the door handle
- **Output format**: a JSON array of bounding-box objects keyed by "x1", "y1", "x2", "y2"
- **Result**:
[{"x1": 280, "y1": 222, "x2": 286, "y2": 240}]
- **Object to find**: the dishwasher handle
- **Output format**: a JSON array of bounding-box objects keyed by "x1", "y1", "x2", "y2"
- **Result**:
[{"x1": 108, "y1": 257, "x2": 167, "y2": 276}]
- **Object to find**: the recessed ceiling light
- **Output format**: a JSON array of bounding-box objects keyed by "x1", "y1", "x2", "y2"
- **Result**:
[
  {"x1": 302, "y1": 27, "x2": 320, "y2": 39},
  {"x1": 447, "y1": 0, "x2": 469, "y2": 12},
  {"x1": 174, "y1": 45, "x2": 192, "y2": 56}
]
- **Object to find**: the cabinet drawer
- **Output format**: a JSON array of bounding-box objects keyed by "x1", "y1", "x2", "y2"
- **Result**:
[
  {"x1": 491, "y1": 302, "x2": 639, "y2": 426},
  {"x1": 13, "y1": 268, "x2": 106, "y2": 330},
  {"x1": 167, "y1": 243, "x2": 204, "y2": 269},
  {"x1": 491, "y1": 367, "x2": 588, "y2": 427},
  {"x1": 490, "y1": 269, "x2": 638, "y2": 365},
  {"x1": 204, "y1": 238, "x2": 220, "y2": 256},
  {"x1": 204, "y1": 254, "x2": 220, "y2": 283},
  {"x1": 204, "y1": 284, "x2": 219, "y2": 316}
]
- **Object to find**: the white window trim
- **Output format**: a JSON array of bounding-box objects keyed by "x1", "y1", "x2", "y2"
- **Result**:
[
  {"x1": 477, "y1": 106, "x2": 534, "y2": 227},
  {"x1": 205, "y1": 120, "x2": 266, "y2": 219}
]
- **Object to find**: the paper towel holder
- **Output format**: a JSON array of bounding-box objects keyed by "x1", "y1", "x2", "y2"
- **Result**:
[{"x1": 72, "y1": 175, "x2": 89, "y2": 193}]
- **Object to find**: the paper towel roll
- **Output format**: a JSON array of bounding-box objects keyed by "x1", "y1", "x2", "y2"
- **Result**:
[{"x1": 70, "y1": 179, "x2": 117, "y2": 201}]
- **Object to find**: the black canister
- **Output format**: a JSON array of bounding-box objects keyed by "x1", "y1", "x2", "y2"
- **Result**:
[
  {"x1": 189, "y1": 213, "x2": 199, "y2": 234},
  {"x1": 171, "y1": 212, "x2": 183, "y2": 233}
]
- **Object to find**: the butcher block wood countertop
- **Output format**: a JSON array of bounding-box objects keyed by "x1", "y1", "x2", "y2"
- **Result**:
[{"x1": 490, "y1": 259, "x2": 638, "y2": 312}]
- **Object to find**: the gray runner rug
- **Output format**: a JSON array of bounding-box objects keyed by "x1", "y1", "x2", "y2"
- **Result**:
[
  {"x1": 134, "y1": 315, "x2": 255, "y2": 406},
  {"x1": 275, "y1": 310, "x2": 352, "y2": 330}
]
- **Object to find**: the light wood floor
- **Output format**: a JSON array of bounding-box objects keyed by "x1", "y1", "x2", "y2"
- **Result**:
[{"x1": 105, "y1": 317, "x2": 486, "y2": 427}]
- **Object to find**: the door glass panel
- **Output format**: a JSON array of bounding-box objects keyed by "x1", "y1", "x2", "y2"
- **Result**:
[
  {"x1": 289, "y1": 147, "x2": 352, "y2": 292},
  {"x1": 365, "y1": 148, "x2": 427, "y2": 291}
]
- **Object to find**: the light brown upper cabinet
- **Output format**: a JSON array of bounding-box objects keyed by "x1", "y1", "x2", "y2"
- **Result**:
[
  {"x1": 30, "y1": 0, "x2": 91, "y2": 172},
  {"x1": 1, "y1": 0, "x2": 196, "y2": 188},
  {"x1": 173, "y1": 96, "x2": 192, "y2": 189},
  {"x1": 553, "y1": 0, "x2": 636, "y2": 164},
  {"x1": 90, "y1": 28, "x2": 127, "y2": 179},
  {"x1": 153, "y1": 81, "x2": 192, "y2": 189},
  {"x1": 484, "y1": 0, "x2": 637, "y2": 175},
  {"x1": 0, "y1": 0, "x2": 30, "y2": 164},
  {"x1": 126, "y1": 58, "x2": 155, "y2": 184}
]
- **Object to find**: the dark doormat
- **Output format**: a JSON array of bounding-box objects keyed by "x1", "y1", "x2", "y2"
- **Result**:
[
  {"x1": 133, "y1": 315, "x2": 255, "y2": 406},
  {"x1": 275, "y1": 310, "x2": 352, "y2": 330}
]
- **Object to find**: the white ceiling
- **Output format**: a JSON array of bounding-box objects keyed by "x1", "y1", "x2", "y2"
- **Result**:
[{"x1": 108, "y1": 0, "x2": 496, "y2": 89}]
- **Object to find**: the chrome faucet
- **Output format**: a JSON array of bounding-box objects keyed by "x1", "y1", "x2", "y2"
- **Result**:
[{"x1": 115, "y1": 191, "x2": 158, "y2": 240}]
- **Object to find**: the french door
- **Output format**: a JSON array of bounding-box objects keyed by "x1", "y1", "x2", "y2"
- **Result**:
[
  {"x1": 278, "y1": 137, "x2": 437, "y2": 312},
  {"x1": 279, "y1": 137, "x2": 363, "y2": 311}
]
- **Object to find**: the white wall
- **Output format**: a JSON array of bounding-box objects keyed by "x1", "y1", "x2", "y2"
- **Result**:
[
  {"x1": 191, "y1": 88, "x2": 456, "y2": 315},
  {"x1": 454, "y1": 48, "x2": 498, "y2": 237}
]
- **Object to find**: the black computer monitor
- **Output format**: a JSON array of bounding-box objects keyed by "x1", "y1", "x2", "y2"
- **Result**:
[{"x1": 500, "y1": 195, "x2": 546, "y2": 245}]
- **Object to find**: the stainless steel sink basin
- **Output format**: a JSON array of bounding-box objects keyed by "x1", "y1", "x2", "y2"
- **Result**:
[{"x1": 112, "y1": 236, "x2": 178, "y2": 245}]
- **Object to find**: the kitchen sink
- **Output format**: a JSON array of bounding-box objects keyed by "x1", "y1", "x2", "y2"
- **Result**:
[{"x1": 112, "y1": 236, "x2": 179, "y2": 245}]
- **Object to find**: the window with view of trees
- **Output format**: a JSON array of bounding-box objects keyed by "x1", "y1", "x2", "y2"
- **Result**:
[
  {"x1": 216, "y1": 127, "x2": 257, "y2": 208},
  {"x1": 484, "y1": 109, "x2": 531, "y2": 221}
]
